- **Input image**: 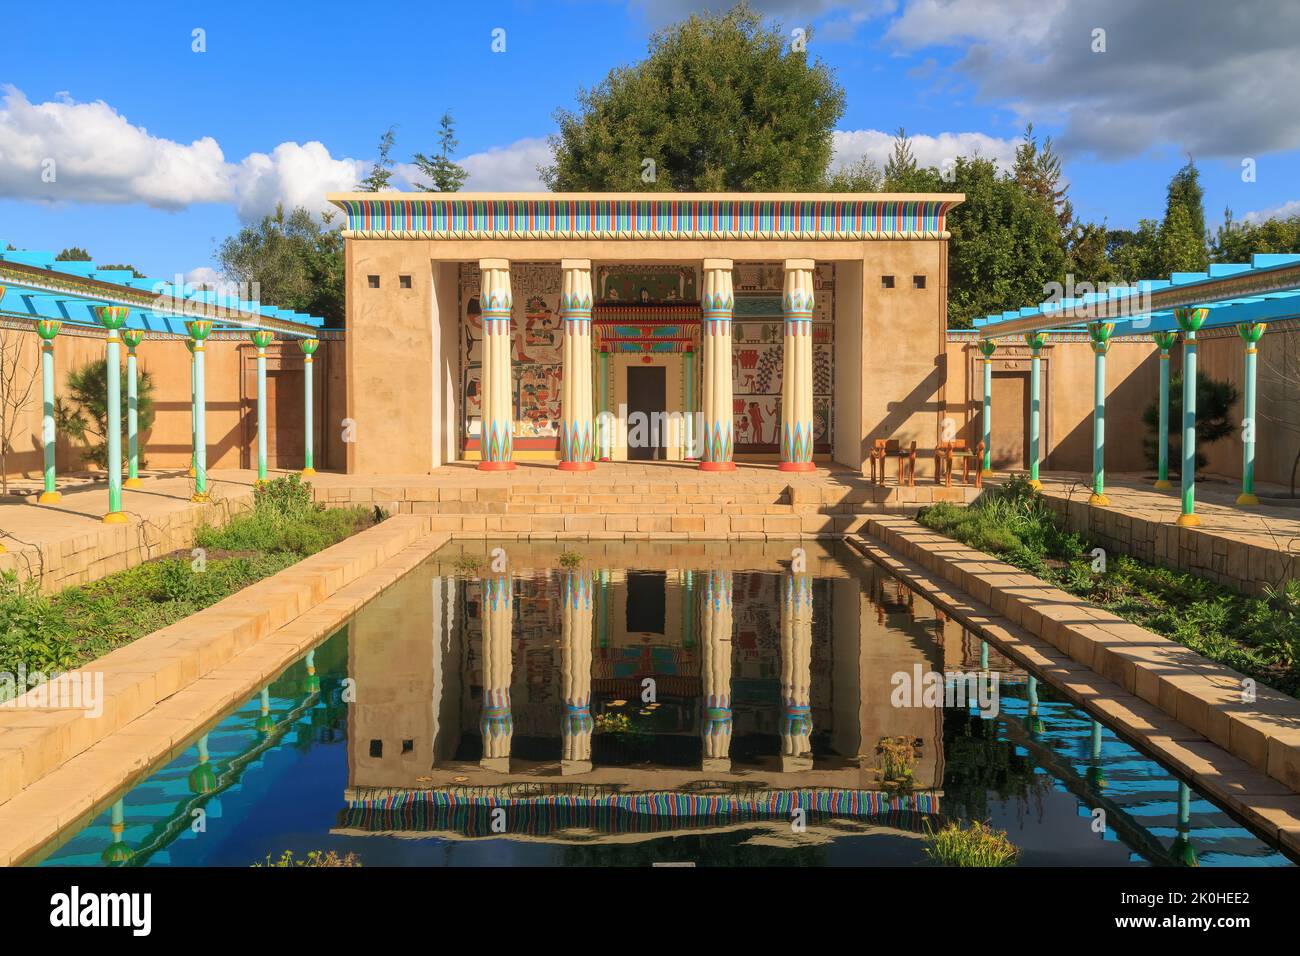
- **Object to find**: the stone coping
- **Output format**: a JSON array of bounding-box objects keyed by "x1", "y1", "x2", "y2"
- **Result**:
[
  {"x1": 853, "y1": 517, "x2": 1300, "y2": 855},
  {"x1": 0, "y1": 517, "x2": 448, "y2": 865}
]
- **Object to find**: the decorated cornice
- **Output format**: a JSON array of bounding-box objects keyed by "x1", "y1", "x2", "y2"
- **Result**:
[{"x1": 327, "y1": 192, "x2": 963, "y2": 241}]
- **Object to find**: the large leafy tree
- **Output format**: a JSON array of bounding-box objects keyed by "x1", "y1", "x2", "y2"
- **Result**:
[
  {"x1": 543, "y1": 3, "x2": 844, "y2": 191},
  {"x1": 1157, "y1": 159, "x2": 1208, "y2": 273},
  {"x1": 216, "y1": 205, "x2": 344, "y2": 325}
]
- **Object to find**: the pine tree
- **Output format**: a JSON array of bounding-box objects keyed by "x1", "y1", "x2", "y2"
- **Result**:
[
  {"x1": 1012, "y1": 124, "x2": 1073, "y2": 236},
  {"x1": 1159, "y1": 159, "x2": 1208, "y2": 271},
  {"x1": 412, "y1": 112, "x2": 469, "y2": 192},
  {"x1": 357, "y1": 126, "x2": 398, "y2": 192},
  {"x1": 883, "y1": 127, "x2": 918, "y2": 188}
]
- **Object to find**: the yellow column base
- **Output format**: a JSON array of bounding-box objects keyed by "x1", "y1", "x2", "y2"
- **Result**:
[
  {"x1": 301, "y1": 468, "x2": 317, "y2": 478},
  {"x1": 188, "y1": 466, "x2": 196, "y2": 478},
  {"x1": 1152, "y1": 479, "x2": 1173, "y2": 490},
  {"x1": 981, "y1": 468, "x2": 994, "y2": 478},
  {"x1": 103, "y1": 512, "x2": 129, "y2": 524},
  {"x1": 191, "y1": 492, "x2": 211, "y2": 504},
  {"x1": 0, "y1": 543, "x2": 6, "y2": 554},
  {"x1": 37, "y1": 491, "x2": 62, "y2": 505},
  {"x1": 1176, "y1": 513, "x2": 1201, "y2": 528},
  {"x1": 1235, "y1": 493, "x2": 1260, "y2": 507},
  {"x1": 1088, "y1": 492, "x2": 1110, "y2": 507},
  {"x1": 1027, "y1": 479, "x2": 1042, "y2": 491},
  {"x1": 123, "y1": 477, "x2": 143, "y2": 489}
]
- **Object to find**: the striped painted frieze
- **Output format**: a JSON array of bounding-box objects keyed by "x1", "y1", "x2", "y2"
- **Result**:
[{"x1": 334, "y1": 196, "x2": 958, "y2": 240}]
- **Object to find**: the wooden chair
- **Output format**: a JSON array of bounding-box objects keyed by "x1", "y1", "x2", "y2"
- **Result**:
[
  {"x1": 936, "y1": 439, "x2": 985, "y2": 488},
  {"x1": 899, "y1": 440, "x2": 917, "y2": 487},
  {"x1": 871, "y1": 438, "x2": 916, "y2": 486}
]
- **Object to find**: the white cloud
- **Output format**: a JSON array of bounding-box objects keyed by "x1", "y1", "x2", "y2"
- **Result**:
[
  {"x1": 394, "y1": 137, "x2": 552, "y2": 193},
  {"x1": 0, "y1": 86, "x2": 231, "y2": 208},
  {"x1": 234, "y1": 141, "x2": 363, "y2": 220},
  {"x1": 1242, "y1": 200, "x2": 1300, "y2": 225},
  {"x1": 184, "y1": 266, "x2": 222, "y2": 288},
  {"x1": 831, "y1": 128, "x2": 1018, "y2": 174}
]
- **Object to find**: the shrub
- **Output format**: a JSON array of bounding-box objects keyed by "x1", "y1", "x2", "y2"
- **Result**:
[
  {"x1": 54, "y1": 357, "x2": 156, "y2": 469},
  {"x1": 923, "y1": 820, "x2": 1019, "y2": 867},
  {"x1": 254, "y1": 850, "x2": 361, "y2": 868}
]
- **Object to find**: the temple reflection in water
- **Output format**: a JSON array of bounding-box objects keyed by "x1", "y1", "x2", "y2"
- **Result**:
[{"x1": 339, "y1": 541, "x2": 953, "y2": 843}]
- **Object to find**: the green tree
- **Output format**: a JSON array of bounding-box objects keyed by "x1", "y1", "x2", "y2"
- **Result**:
[
  {"x1": 96, "y1": 264, "x2": 145, "y2": 278},
  {"x1": 543, "y1": 3, "x2": 844, "y2": 191},
  {"x1": 1067, "y1": 221, "x2": 1115, "y2": 285},
  {"x1": 1157, "y1": 160, "x2": 1208, "y2": 273},
  {"x1": 215, "y1": 205, "x2": 344, "y2": 325},
  {"x1": 1141, "y1": 372, "x2": 1238, "y2": 473},
  {"x1": 1108, "y1": 220, "x2": 1160, "y2": 281},
  {"x1": 412, "y1": 112, "x2": 468, "y2": 192},
  {"x1": 1212, "y1": 208, "x2": 1300, "y2": 261},
  {"x1": 357, "y1": 126, "x2": 398, "y2": 192},
  {"x1": 1012, "y1": 124, "x2": 1072, "y2": 236},
  {"x1": 824, "y1": 155, "x2": 883, "y2": 192},
  {"x1": 55, "y1": 247, "x2": 91, "y2": 261},
  {"x1": 54, "y1": 358, "x2": 156, "y2": 469}
]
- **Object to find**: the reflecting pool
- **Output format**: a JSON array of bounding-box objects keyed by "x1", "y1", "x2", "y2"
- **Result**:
[{"x1": 32, "y1": 541, "x2": 1295, "y2": 867}]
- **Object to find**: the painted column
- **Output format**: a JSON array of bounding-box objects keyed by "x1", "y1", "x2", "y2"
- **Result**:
[
  {"x1": 1174, "y1": 308, "x2": 1208, "y2": 527},
  {"x1": 101, "y1": 798, "x2": 135, "y2": 865},
  {"x1": 699, "y1": 259, "x2": 735, "y2": 471},
  {"x1": 122, "y1": 329, "x2": 145, "y2": 489},
  {"x1": 188, "y1": 733, "x2": 218, "y2": 794},
  {"x1": 35, "y1": 319, "x2": 61, "y2": 504},
  {"x1": 780, "y1": 259, "x2": 816, "y2": 472},
  {"x1": 559, "y1": 259, "x2": 595, "y2": 471},
  {"x1": 1024, "y1": 332, "x2": 1047, "y2": 489},
  {"x1": 186, "y1": 320, "x2": 213, "y2": 502},
  {"x1": 700, "y1": 570, "x2": 733, "y2": 771},
  {"x1": 1088, "y1": 323, "x2": 1115, "y2": 507},
  {"x1": 682, "y1": 349, "x2": 696, "y2": 460},
  {"x1": 186, "y1": 339, "x2": 197, "y2": 478},
  {"x1": 977, "y1": 339, "x2": 996, "y2": 475},
  {"x1": 478, "y1": 258, "x2": 515, "y2": 470},
  {"x1": 95, "y1": 306, "x2": 130, "y2": 523},
  {"x1": 596, "y1": 347, "x2": 611, "y2": 461},
  {"x1": 299, "y1": 337, "x2": 319, "y2": 477},
  {"x1": 255, "y1": 686, "x2": 275, "y2": 733},
  {"x1": 561, "y1": 570, "x2": 594, "y2": 774},
  {"x1": 480, "y1": 571, "x2": 514, "y2": 771},
  {"x1": 250, "y1": 330, "x2": 274, "y2": 482},
  {"x1": 1152, "y1": 331, "x2": 1179, "y2": 490},
  {"x1": 779, "y1": 570, "x2": 814, "y2": 772},
  {"x1": 304, "y1": 649, "x2": 320, "y2": 693},
  {"x1": 1236, "y1": 322, "x2": 1266, "y2": 506}
]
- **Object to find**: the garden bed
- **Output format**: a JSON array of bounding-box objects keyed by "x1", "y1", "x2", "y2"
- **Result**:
[
  {"x1": 0, "y1": 475, "x2": 383, "y2": 681},
  {"x1": 918, "y1": 476, "x2": 1300, "y2": 697}
]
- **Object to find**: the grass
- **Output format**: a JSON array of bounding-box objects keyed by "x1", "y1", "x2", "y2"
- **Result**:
[
  {"x1": 254, "y1": 850, "x2": 361, "y2": 867},
  {"x1": 918, "y1": 475, "x2": 1300, "y2": 697},
  {"x1": 0, "y1": 475, "x2": 380, "y2": 684},
  {"x1": 923, "y1": 820, "x2": 1019, "y2": 867}
]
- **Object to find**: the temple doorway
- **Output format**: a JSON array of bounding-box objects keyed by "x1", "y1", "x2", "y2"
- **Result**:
[{"x1": 626, "y1": 365, "x2": 667, "y2": 460}]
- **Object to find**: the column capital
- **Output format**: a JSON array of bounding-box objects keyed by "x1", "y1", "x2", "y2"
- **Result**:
[
  {"x1": 783, "y1": 258, "x2": 816, "y2": 271},
  {"x1": 702, "y1": 258, "x2": 733, "y2": 272},
  {"x1": 560, "y1": 258, "x2": 592, "y2": 271},
  {"x1": 478, "y1": 257, "x2": 510, "y2": 271}
]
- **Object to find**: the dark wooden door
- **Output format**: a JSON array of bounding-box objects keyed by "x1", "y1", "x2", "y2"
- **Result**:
[{"x1": 626, "y1": 366, "x2": 666, "y2": 461}]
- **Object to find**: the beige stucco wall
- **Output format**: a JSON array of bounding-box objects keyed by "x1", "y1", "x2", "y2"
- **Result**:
[{"x1": 1, "y1": 328, "x2": 340, "y2": 481}]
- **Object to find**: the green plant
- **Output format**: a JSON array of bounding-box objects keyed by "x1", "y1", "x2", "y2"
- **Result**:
[
  {"x1": 54, "y1": 357, "x2": 156, "y2": 469},
  {"x1": 1141, "y1": 373, "x2": 1238, "y2": 473},
  {"x1": 923, "y1": 820, "x2": 1019, "y2": 867},
  {"x1": 452, "y1": 553, "x2": 483, "y2": 573},
  {"x1": 558, "y1": 550, "x2": 582, "y2": 569},
  {"x1": 876, "y1": 735, "x2": 918, "y2": 790},
  {"x1": 254, "y1": 850, "x2": 361, "y2": 867}
]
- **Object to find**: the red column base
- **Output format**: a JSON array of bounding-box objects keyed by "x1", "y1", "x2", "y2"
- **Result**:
[
  {"x1": 557, "y1": 460, "x2": 596, "y2": 471},
  {"x1": 698, "y1": 461, "x2": 736, "y2": 472},
  {"x1": 779, "y1": 461, "x2": 817, "y2": 472},
  {"x1": 478, "y1": 460, "x2": 517, "y2": 472}
]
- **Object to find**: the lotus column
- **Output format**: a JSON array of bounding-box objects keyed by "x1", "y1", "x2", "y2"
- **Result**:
[
  {"x1": 559, "y1": 260, "x2": 595, "y2": 471},
  {"x1": 779, "y1": 571, "x2": 814, "y2": 772},
  {"x1": 250, "y1": 330, "x2": 274, "y2": 483},
  {"x1": 35, "y1": 319, "x2": 61, "y2": 504},
  {"x1": 700, "y1": 570, "x2": 733, "y2": 772},
  {"x1": 1025, "y1": 332, "x2": 1048, "y2": 490},
  {"x1": 478, "y1": 259, "x2": 515, "y2": 470},
  {"x1": 1174, "y1": 307, "x2": 1208, "y2": 527},
  {"x1": 299, "y1": 337, "x2": 318, "y2": 477},
  {"x1": 1236, "y1": 322, "x2": 1266, "y2": 506},
  {"x1": 977, "y1": 339, "x2": 996, "y2": 474},
  {"x1": 186, "y1": 320, "x2": 212, "y2": 502},
  {"x1": 699, "y1": 259, "x2": 735, "y2": 471},
  {"x1": 95, "y1": 306, "x2": 130, "y2": 523},
  {"x1": 123, "y1": 329, "x2": 145, "y2": 489},
  {"x1": 480, "y1": 571, "x2": 514, "y2": 772},
  {"x1": 1152, "y1": 331, "x2": 1179, "y2": 490},
  {"x1": 780, "y1": 259, "x2": 816, "y2": 472},
  {"x1": 561, "y1": 570, "x2": 594, "y2": 774},
  {"x1": 1088, "y1": 322, "x2": 1115, "y2": 507},
  {"x1": 185, "y1": 339, "x2": 197, "y2": 478}
]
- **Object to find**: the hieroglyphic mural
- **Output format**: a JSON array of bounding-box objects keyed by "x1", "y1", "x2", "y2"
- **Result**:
[{"x1": 731, "y1": 262, "x2": 835, "y2": 454}]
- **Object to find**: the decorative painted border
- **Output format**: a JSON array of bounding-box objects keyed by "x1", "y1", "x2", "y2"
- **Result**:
[{"x1": 332, "y1": 196, "x2": 957, "y2": 241}]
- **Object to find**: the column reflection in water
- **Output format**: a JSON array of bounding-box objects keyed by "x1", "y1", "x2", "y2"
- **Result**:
[
  {"x1": 561, "y1": 570, "x2": 594, "y2": 774},
  {"x1": 780, "y1": 570, "x2": 814, "y2": 771},
  {"x1": 480, "y1": 573, "x2": 514, "y2": 772},
  {"x1": 700, "y1": 570, "x2": 733, "y2": 772}
]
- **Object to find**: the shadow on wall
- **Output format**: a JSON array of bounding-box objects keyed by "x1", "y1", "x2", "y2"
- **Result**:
[{"x1": 1048, "y1": 348, "x2": 1160, "y2": 474}]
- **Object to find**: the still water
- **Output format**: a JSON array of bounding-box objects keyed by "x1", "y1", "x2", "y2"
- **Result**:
[{"x1": 32, "y1": 541, "x2": 1294, "y2": 867}]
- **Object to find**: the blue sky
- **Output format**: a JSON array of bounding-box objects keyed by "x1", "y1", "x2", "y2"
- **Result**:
[{"x1": 2, "y1": 0, "x2": 1298, "y2": 287}]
